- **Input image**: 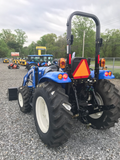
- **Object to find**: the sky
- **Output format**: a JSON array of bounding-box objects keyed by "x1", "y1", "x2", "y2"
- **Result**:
[{"x1": 0, "y1": 0, "x2": 120, "y2": 46}]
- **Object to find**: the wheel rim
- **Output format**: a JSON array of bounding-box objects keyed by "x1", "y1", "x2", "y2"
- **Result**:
[
  {"x1": 18, "y1": 93, "x2": 23, "y2": 107},
  {"x1": 36, "y1": 96, "x2": 49, "y2": 133},
  {"x1": 89, "y1": 92, "x2": 104, "y2": 119}
]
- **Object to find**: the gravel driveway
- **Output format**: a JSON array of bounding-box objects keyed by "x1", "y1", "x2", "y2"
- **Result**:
[{"x1": 0, "y1": 63, "x2": 120, "y2": 160}]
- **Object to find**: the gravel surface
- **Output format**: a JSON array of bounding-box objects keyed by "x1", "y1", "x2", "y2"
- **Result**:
[{"x1": 0, "y1": 62, "x2": 120, "y2": 160}]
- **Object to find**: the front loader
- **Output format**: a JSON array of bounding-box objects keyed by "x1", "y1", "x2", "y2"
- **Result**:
[{"x1": 9, "y1": 11, "x2": 120, "y2": 147}]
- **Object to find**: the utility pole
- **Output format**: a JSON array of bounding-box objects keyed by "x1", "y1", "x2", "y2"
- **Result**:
[{"x1": 82, "y1": 31, "x2": 85, "y2": 57}]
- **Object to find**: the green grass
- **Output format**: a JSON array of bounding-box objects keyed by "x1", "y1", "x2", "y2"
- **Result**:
[
  {"x1": 107, "y1": 68, "x2": 120, "y2": 74},
  {"x1": 90, "y1": 67, "x2": 120, "y2": 74},
  {"x1": 91, "y1": 61, "x2": 120, "y2": 66},
  {"x1": 113, "y1": 73, "x2": 120, "y2": 79}
]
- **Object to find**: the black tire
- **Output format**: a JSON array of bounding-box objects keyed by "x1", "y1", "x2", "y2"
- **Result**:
[
  {"x1": 10, "y1": 66, "x2": 12, "y2": 69},
  {"x1": 87, "y1": 79, "x2": 120, "y2": 129},
  {"x1": 33, "y1": 82, "x2": 73, "y2": 147},
  {"x1": 17, "y1": 66, "x2": 20, "y2": 69},
  {"x1": 18, "y1": 86, "x2": 32, "y2": 113}
]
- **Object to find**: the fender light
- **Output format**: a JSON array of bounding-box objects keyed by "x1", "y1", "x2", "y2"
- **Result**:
[
  {"x1": 58, "y1": 74, "x2": 68, "y2": 80},
  {"x1": 58, "y1": 74, "x2": 63, "y2": 80},
  {"x1": 63, "y1": 73, "x2": 68, "y2": 79},
  {"x1": 108, "y1": 71, "x2": 112, "y2": 76},
  {"x1": 105, "y1": 71, "x2": 112, "y2": 76}
]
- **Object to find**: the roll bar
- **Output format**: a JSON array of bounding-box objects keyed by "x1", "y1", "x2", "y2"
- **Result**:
[{"x1": 66, "y1": 11, "x2": 102, "y2": 80}]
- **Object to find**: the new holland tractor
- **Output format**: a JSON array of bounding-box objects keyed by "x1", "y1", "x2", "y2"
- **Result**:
[
  {"x1": 26, "y1": 55, "x2": 54, "y2": 70},
  {"x1": 17, "y1": 11, "x2": 120, "y2": 147}
]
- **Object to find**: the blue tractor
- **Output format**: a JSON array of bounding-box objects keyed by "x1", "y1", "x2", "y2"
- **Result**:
[
  {"x1": 17, "y1": 11, "x2": 120, "y2": 147},
  {"x1": 26, "y1": 54, "x2": 54, "y2": 70}
]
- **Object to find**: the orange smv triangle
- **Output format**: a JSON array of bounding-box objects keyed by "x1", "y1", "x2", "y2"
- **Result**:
[{"x1": 72, "y1": 59, "x2": 90, "y2": 79}]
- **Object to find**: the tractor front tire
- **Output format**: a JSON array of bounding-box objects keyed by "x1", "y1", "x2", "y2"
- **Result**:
[
  {"x1": 18, "y1": 86, "x2": 32, "y2": 113},
  {"x1": 33, "y1": 82, "x2": 73, "y2": 147},
  {"x1": 87, "y1": 79, "x2": 120, "y2": 129}
]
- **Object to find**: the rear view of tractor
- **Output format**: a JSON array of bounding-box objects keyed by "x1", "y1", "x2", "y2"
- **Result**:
[{"x1": 16, "y1": 11, "x2": 120, "y2": 147}]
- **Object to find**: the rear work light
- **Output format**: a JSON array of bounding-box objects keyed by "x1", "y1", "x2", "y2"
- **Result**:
[
  {"x1": 58, "y1": 58, "x2": 66, "y2": 69},
  {"x1": 100, "y1": 58, "x2": 105, "y2": 68}
]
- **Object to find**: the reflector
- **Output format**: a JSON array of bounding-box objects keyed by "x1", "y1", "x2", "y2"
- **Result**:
[{"x1": 72, "y1": 59, "x2": 90, "y2": 79}]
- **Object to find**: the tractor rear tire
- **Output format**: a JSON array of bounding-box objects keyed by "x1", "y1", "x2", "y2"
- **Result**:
[
  {"x1": 87, "y1": 79, "x2": 120, "y2": 129},
  {"x1": 33, "y1": 82, "x2": 73, "y2": 147},
  {"x1": 18, "y1": 86, "x2": 32, "y2": 113}
]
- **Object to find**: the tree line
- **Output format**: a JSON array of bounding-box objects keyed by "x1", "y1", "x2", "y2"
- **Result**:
[{"x1": 0, "y1": 16, "x2": 120, "y2": 59}]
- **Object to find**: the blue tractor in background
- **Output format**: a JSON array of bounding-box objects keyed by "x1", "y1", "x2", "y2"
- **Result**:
[
  {"x1": 17, "y1": 11, "x2": 120, "y2": 147},
  {"x1": 26, "y1": 54, "x2": 54, "y2": 70}
]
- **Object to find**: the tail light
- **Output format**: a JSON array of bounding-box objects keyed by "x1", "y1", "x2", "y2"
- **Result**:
[
  {"x1": 58, "y1": 74, "x2": 68, "y2": 80},
  {"x1": 108, "y1": 71, "x2": 112, "y2": 76},
  {"x1": 58, "y1": 74, "x2": 63, "y2": 80},
  {"x1": 105, "y1": 71, "x2": 112, "y2": 76},
  {"x1": 63, "y1": 73, "x2": 68, "y2": 79},
  {"x1": 105, "y1": 71, "x2": 109, "y2": 76},
  {"x1": 38, "y1": 63, "x2": 39, "y2": 66}
]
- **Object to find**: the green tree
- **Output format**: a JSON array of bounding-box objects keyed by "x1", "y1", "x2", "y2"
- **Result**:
[
  {"x1": 71, "y1": 16, "x2": 96, "y2": 58},
  {"x1": 14, "y1": 29, "x2": 28, "y2": 47},
  {"x1": 36, "y1": 33, "x2": 58, "y2": 57},
  {"x1": 0, "y1": 40, "x2": 9, "y2": 58},
  {"x1": 7, "y1": 40, "x2": 20, "y2": 52},
  {"x1": 0, "y1": 29, "x2": 16, "y2": 43},
  {"x1": 27, "y1": 41, "x2": 37, "y2": 56},
  {"x1": 101, "y1": 29, "x2": 120, "y2": 57},
  {"x1": 55, "y1": 35, "x2": 67, "y2": 58}
]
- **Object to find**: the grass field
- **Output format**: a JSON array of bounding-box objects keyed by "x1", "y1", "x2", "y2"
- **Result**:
[
  {"x1": 107, "y1": 68, "x2": 120, "y2": 73},
  {"x1": 91, "y1": 60, "x2": 120, "y2": 66},
  {"x1": 90, "y1": 67, "x2": 120, "y2": 73}
]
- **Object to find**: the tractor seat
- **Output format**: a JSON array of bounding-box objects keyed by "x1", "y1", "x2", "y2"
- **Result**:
[{"x1": 44, "y1": 65, "x2": 58, "y2": 75}]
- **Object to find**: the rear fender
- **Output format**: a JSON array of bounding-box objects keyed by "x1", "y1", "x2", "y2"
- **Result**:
[
  {"x1": 39, "y1": 72, "x2": 71, "y2": 83},
  {"x1": 90, "y1": 70, "x2": 115, "y2": 79}
]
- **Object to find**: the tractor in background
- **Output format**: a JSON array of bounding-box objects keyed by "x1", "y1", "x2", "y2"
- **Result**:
[
  {"x1": 8, "y1": 63, "x2": 20, "y2": 69},
  {"x1": 26, "y1": 54, "x2": 54, "y2": 70},
  {"x1": 3, "y1": 58, "x2": 9, "y2": 63}
]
